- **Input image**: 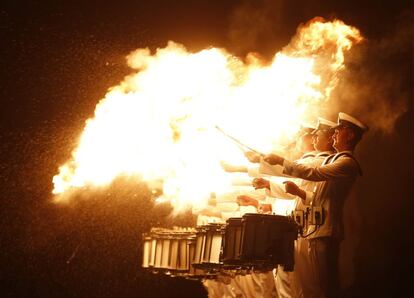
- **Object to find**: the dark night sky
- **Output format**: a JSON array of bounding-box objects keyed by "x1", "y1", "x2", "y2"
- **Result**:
[{"x1": 1, "y1": 1, "x2": 413, "y2": 297}]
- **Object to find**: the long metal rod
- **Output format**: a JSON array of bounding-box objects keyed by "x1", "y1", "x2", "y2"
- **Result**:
[{"x1": 215, "y1": 125, "x2": 265, "y2": 156}]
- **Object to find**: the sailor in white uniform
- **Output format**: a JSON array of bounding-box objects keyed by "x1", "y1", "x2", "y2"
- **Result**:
[
  {"x1": 289, "y1": 118, "x2": 336, "y2": 298},
  {"x1": 230, "y1": 122, "x2": 316, "y2": 298},
  {"x1": 196, "y1": 191, "x2": 257, "y2": 298},
  {"x1": 260, "y1": 113, "x2": 368, "y2": 298},
  {"x1": 250, "y1": 117, "x2": 336, "y2": 298},
  {"x1": 197, "y1": 186, "x2": 276, "y2": 298}
]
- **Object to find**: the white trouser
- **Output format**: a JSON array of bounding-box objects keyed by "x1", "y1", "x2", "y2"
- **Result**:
[
  {"x1": 203, "y1": 279, "x2": 224, "y2": 297},
  {"x1": 294, "y1": 237, "x2": 319, "y2": 298},
  {"x1": 256, "y1": 271, "x2": 278, "y2": 298},
  {"x1": 204, "y1": 278, "x2": 244, "y2": 298},
  {"x1": 274, "y1": 266, "x2": 294, "y2": 298},
  {"x1": 274, "y1": 238, "x2": 308, "y2": 298},
  {"x1": 307, "y1": 237, "x2": 340, "y2": 298}
]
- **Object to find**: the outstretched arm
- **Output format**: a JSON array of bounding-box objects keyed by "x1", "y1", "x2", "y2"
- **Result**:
[
  {"x1": 263, "y1": 154, "x2": 359, "y2": 181},
  {"x1": 236, "y1": 195, "x2": 259, "y2": 208},
  {"x1": 283, "y1": 181, "x2": 306, "y2": 201},
  {"x1": 220, "y1": 161, "x2": 248, "y2": 173},
  {"x1": 283, "y1": 157, "x2": 359, "y2": 181}
]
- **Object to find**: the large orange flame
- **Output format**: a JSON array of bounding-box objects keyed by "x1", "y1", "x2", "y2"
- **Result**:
[{"x1": 52, "y1": 18, "x2": 362, "y2": 212}]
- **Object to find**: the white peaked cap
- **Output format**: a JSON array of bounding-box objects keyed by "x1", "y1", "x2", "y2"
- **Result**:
[
  {"x1": 311, "y1": 117, "x2": 336, "y2": 134},
  {"x1": 337, "y1": 112, "x2": 369, "y2": 131},
  {"x1": 299, "y1": 122, "x2": 317, "y2": 133},
  {"x1": 318, "y1": 117, "x2": 336, "y2": 127}
]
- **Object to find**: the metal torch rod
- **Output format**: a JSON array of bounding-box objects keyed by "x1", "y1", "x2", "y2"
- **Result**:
[{"x1": 215, "y1": 125, "x2": 265, "y2": 156}]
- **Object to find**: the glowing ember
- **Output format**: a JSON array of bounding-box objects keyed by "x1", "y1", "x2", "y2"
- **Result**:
[{"x1": 52, "y1": 18, "x2": 362, "y2": 212}]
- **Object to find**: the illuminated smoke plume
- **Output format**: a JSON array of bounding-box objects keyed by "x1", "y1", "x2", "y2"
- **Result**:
[
  {"x1": 52, "y1": 18, "x2": 362, "y2": 212},
  {"x1": 330, "y1": 13, "x2": 413, "y2": 133}
]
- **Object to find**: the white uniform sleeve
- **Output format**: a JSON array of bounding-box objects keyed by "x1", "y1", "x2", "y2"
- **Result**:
[
  {"x1": 304, "y1": 190, "x2": 315, "y2": 204},
  {"x1": 282, "y1": 157, "x2": 359, "y2": 181},
  {"x1": 247, "y1": 165, "x2": 261, "y2": 178},
  {"x1": 264, "y1": 195, "x2": 276, "y2": 205},
  {"x1": 216, "y1": 187, "x2": 267, "y2": 202},
  {"x1": 240, "y1": 188, "x2": 267, "y2": 200},
  {"x1": 216, "y1": 202, "x2": 239, "y2": 212},
  {"x1": 258, "y1": 159, "x2": 288, "y2": 177},
  {"x1": 221, "y1": 211, "x2": 242, "y2": 221},
  {"x1": 230, "y1": 173, "x2": 254, "y2": 186},
  {"x1": 239, "y1": 205, "x2": 257, "y2": 214},
  {"x1": 268, "y1": 181, "x2": 296, "y2": 200}
]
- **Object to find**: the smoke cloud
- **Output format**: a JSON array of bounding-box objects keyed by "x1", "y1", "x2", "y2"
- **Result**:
[
  {"x1": 330, "y1": 10, "x2": 413, "y2": 133},
  {"x1": 228, "y1": 1, "x2": 413, "y2": 133}
]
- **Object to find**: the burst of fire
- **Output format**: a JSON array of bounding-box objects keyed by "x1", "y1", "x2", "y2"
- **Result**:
[{"x1": 52, "y1": 18, "x2": 362, "y2": 212}]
